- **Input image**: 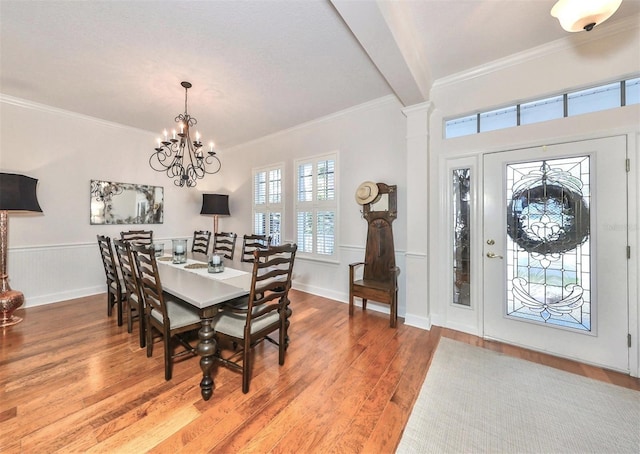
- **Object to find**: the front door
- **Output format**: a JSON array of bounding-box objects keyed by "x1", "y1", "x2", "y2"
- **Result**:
[{"x1": 483, "y1": 135, "x2": 629, "y2": 371}]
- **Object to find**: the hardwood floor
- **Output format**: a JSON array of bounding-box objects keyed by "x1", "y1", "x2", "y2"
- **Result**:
[{"x1": 1, "y1": 290, "x2": 638, "y2": 453}]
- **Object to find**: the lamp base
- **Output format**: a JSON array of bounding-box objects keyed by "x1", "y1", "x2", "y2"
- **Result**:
[{"x1": 0, "y1": 289, "x2": 24, "y2": 327}]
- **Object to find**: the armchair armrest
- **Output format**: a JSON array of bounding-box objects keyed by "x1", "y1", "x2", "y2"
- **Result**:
[
  {"x1": 390, "y1": 266, "x2": 400, "y2": 288},
  {"x1": 349, "y1": 261, "x2": 365, "y2": 284}
]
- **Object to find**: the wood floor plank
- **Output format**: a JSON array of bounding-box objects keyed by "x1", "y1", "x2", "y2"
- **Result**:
[{"x1": 1, "y1": 290, "x2": 637, "y2": 453}]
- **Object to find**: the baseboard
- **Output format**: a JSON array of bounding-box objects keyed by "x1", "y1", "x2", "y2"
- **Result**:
[
  {"x1": 404, "y1": 313, "x2": 431, "y2": 331},
  {"x1": 24, "y1": 286, "x2": 105, "y2": 308},
  {"x1": 292, "y1": 282, "x2": 344, "y2": 303}
]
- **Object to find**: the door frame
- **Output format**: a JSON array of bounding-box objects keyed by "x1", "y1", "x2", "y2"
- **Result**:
[{"x1": 434, "y1": 133, "x2": 639, "y2": 377}]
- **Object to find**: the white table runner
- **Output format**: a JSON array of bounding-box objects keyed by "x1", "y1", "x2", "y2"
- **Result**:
[{"x1": 157, "y1": 256, "x2": 249, "y2": 281}]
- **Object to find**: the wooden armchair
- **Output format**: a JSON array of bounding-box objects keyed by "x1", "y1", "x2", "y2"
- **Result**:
[{"x1": 349, "y1": 183, "x2": 399, "y2": 328}]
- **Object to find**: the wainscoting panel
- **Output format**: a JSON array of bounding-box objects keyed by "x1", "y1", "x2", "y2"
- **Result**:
[{"x1": 8, "y1": 243, "x2": 105, "y2": 308}]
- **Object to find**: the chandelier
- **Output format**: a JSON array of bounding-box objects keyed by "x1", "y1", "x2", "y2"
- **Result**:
[{"x1": 150, "y1": 81, "x2": 221, "y2": 187}]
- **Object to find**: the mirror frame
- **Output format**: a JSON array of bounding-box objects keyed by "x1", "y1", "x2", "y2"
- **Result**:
[
  {"x1": 90, "y1": 179, "x2": 164, "y2": 225},
  {"x1": 363, "y1": 183, "x2": 397, "y2": 222}
]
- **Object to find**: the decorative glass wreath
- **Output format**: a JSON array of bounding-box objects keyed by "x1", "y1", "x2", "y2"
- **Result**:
[{"x1": 507, "y1": 183, "x2": 590, "y2": 255}]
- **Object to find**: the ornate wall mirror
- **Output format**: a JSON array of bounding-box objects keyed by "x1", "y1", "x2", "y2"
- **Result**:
[{"x1": 90, "y1": 180, "x2": 164, "y2": 225}]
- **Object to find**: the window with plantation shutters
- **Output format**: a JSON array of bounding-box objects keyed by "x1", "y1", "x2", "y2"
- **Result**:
[
  {"x1": 295, "y1": 153, "x2": 337, "y2": 259},
  {"x1": 252, "y1": 164, "x2": 283, "y2": 245}
]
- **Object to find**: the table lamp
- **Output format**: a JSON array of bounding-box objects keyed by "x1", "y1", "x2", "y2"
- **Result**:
[
  {"x1": 200, "y1": 193, "x2": 230, "y2": 234},
  {"x1": 0, "y1": 173, "x2": 42, "y2": 327}
]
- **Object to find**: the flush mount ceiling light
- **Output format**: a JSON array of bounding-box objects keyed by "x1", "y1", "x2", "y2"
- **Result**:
[
  {"x1": 551, "y1": 0, "x2": 623, "y2": 32},
  {"x1": 150, "y1": 81, "x2": 221, "y2": 187}
]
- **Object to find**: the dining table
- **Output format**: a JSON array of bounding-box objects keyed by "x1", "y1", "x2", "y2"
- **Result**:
[{"x1": 155, "y1": 252, "x2": 255, "y2": 401}]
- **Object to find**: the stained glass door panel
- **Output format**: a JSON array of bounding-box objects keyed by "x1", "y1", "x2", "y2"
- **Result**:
[
  {"x1": 505, "y1": 156, "x2": 591, "y2": 331},
  {"x1": 483, "y1": 136, "x2": 629, "y2": 372}
]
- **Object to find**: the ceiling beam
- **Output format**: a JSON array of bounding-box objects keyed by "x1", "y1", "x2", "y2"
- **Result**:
[{"x1": 331, "y1": 0, "x2": 430, "y2": 107}]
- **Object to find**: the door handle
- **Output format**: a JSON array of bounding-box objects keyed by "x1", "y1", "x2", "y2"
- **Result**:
[{"x1": 486, "y1": 252, "x2": 503, "y2": 259}]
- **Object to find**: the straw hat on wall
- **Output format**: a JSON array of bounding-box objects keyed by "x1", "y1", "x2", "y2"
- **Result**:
[{"x1": 355, "y1": 181, "x2": 379, "y2": 205}]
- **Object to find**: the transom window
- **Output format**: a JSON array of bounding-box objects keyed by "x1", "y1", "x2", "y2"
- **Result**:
[{"x1": 445, "y1": 76, "x2": 640, "y2": 139}]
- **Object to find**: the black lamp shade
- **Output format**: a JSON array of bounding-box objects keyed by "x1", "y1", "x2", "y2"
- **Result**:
[
  {"x1": 200, "y1": 194, "x2": 230, "y2": 216},
  {"x1": 0, "y1": 173, "x2": 42, "y2": 212}
]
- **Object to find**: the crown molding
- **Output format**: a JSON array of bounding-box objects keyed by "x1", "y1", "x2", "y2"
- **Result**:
[
  {"x1": 433, "y1": 14, "x2": 640, "y2": 91},
  {"x1": 0, "y1": 93, "x2": 153, "y2": 135},
  {"x1": 226, "y1": 94, "x2": 400, "y2": 151}
]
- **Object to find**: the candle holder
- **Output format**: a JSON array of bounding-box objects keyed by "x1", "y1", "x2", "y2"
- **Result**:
[
  {"x1": 153, "y1": 242, "x2": 164, "y2": 258},
  {"x1": 208, "y1": 253, "x2": 224, "y2": 273},
  {"x1": 172, "y1": 239, "x2": 187, "y2": 264}
]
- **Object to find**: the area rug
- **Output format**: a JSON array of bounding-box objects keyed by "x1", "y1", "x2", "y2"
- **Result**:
[{"x1": 396, "y1": 338, "x2": 640, "y2": 453}]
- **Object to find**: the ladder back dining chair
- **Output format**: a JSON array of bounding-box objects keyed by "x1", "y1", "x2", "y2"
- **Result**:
[
  {"x1": 241, "y1": 234, "x2": 271, "y2": 262},
  {"x1": 212, "y1": 243, "x2": 297, "y2": 393},
  {"x1": 192, "y1": 230, "x2": 211, "y2": 255},
  {"x1": 113, "y1": 239, "x2": 145, "y2": 348},
  {"x1": 130, "y1": 243, "x2": 201, "y2": 380},
  {"x1": 213, "y1": 232, "x2": 238, "y2": 260},
  {"x1": 120, "y1": 229, "x2": 154, "y2": 246},
  {"x1": 97, "y1": 235, "x2": 124, "y2": 326}
]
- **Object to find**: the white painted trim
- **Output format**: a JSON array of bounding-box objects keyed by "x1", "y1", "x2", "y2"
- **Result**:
[
  {"x1": 404, "y1": 313, "x2": 431, "y2": 330},
  {"x1": 401, "y1": 101, "x2": 434, "y2": 117},
  {"x1": 292, "y1": 282, "x2": 344, "y2": 303},
  {"x1": 628, "y1": 131, "x2": 639, "y2": 377},
  {"x1": 225, "y1": 95, "x2": 399, "y2": 151},
  {"x1": 26, "y1": 286, "x2": 105, "y2": 308},
  {"x1": 0, "y1": 93, "x2": 154, "y2": 135},
  {"x1": 433, "y1": 15, "x2": 640, "y2": 90}
]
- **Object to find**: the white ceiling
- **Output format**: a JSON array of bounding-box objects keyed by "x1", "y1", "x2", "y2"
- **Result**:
[{"x1": 1, "y1": 0, "x2": 639, "y2": 150}]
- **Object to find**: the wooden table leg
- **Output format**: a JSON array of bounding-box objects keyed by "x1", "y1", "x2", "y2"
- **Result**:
[{"x1": 197, "y1": 315, "x2": 217, "y2": 401}]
